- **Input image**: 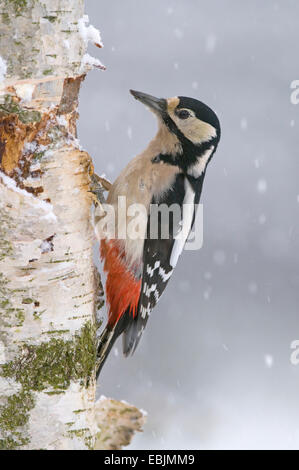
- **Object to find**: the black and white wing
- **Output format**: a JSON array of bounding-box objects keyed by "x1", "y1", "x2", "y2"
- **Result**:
[{"x1": 123, "y1": 172, "x2": 204, "y2": 355}]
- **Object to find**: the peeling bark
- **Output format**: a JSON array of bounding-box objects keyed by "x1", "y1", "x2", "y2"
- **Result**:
[
  {"x1": 0, "y1": 0, "x2": 145, "y2": 450},
  {"x1": 94, "y1": 398, "x2": 146, "y2": 451}
]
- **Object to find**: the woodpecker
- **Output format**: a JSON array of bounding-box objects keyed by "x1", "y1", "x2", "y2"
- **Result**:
[{"x1": 95, "y1": 90, "x2": 221, "y2": 377}]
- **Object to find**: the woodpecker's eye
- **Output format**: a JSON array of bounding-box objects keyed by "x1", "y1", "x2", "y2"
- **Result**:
[{"x1": 177, "y1": 109, "x2": 190, "y2": 120}]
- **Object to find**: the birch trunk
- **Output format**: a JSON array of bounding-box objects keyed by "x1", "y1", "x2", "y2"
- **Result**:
[{"x1": 0, "y1": 0, "x2": 145, "y2": 450}]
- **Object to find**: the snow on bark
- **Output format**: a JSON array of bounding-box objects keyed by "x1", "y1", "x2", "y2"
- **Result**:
[
  {"x1": 0, "y1": 56, "x2": 6, "y2": 83},
  {"x1": 0, "y1": 0, "x2": 145, "y2": 450},
  {"x1": 78, "y1": 14, "x2": 103, "y2": 49},
  {"x1": 80, "y1": 53, "x2": 106, "y2": 73}
]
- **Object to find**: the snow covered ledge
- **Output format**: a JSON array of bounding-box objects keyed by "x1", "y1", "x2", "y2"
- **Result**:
[{"x1": 0, "y1": 0, "x2": 145, "y2": 450}]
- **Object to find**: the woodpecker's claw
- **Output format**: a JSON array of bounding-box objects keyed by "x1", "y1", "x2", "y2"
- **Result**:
[
  {"x1": 89, "y1": 190, "x2": 103, "y2": 206},
  {"x1": 89, "y1": 174, "x2": 112, "y2": 205}
]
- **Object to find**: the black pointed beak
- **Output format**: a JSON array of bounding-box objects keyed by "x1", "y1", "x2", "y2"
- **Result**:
[{"x1": 130, "y1": 90, "x2": 166, "y2": 115}]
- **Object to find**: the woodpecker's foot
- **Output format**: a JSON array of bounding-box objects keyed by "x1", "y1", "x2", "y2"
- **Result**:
[{"x1": 89, "y1": 173, "x2": 112, "y2": 205}]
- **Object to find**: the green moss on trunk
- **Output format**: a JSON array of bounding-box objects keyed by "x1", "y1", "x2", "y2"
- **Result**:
[
  {"x1": 0, "y1": 322, "x2": 96, "y2": 449},
  {"x1": 0, "y1": 389, "x2": 34, "y2": 449},
  {"x1": 3, "y1": 0, "x2": 33, "y2": 17},
  {"x1": 0, "y1": 95, "x2": 41, "y2": 124},
  {"x1": 1, "y1": 321, "x2": 96, "y2": 391},
  {"x1": 0, "y1": 212, "x2": 14, "y2": 262},
  {"x1": 0, "y1": 273, "x2": 26, "y2": 327}
]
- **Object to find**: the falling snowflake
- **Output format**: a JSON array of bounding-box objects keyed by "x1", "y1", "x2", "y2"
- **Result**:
[
  {"x1": 174, "y1": 28, "x2": 184, "y2": 39},
  {"x1": 203, "y1": 287, "x2": 212, "y2": 300},
  {"x1": 205, "y1": 34, "x2": 217, "y2": 53},
  {"x1": 264, "y1": 354, "x2": 274, "y2": 369},
  {"x1": 257, "y1": 179, "x2": 268, "y2": 194},
  {"x1": 204, "y1": 271, "x2": 212, "y2": 280},
  {"x1": 258, "y1": 214, "x2": 266, "y2": 225},
  {"x1": 127, "y1": 126, "x2": 133, "y2": 140},
  {"x1": 240, "y1": 118, "x2": 248, "y2": 130}
]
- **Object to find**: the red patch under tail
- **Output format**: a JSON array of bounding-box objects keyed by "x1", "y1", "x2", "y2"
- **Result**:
[{"x1": 100, "y1": 239, "x2": 141, "y2": 327}]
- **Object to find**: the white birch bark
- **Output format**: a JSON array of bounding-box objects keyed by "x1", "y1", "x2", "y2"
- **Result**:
[{"x1": 0, "y1": 0, "x2": 144, "y2": 450}]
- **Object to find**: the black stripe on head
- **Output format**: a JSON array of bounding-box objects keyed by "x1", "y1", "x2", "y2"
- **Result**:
[
  {"x1": 162, "y1": 113, "x2": 199, "y2": 154},
  {"x1": 158, "y1": 96, "x2": 220, "y2": 173},
  {"x1": 160, "y1": 114, "x2": 217, "y2": 173},
  {"x1": 177, "y1": 96, "x2": 221, "y2": 137}
]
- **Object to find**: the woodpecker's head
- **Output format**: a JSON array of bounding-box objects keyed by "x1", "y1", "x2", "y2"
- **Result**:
[{"x1": 130, "y1": 90, "x2": 220, "y2": 173}]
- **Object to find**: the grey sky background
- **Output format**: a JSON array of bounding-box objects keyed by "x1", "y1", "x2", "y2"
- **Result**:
[{"x1": 78, "y1": 1, "x2": 299, "y2": 449}]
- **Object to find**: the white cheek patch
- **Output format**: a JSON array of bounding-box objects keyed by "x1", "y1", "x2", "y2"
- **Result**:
[
  {"x1": 188, "y1": 146, "x2": 214, "y2": 178},
  {"x1": 171, "y1": 113, "x2": 217, "y2": 145},
  {"x1": 170, "y1": 178, "x2": 195, "y2": 268}
]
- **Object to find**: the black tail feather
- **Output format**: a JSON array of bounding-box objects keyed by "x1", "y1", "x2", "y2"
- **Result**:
[
  {"x1": 96, "y1": 310, "x2": 131, "y2": 380},
  {"x1": 122, "y1": 313, "x2": 148, "y2": 357},
  {"x1": 96, "y1": 327, "x2": 116, "y2": 380}
]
